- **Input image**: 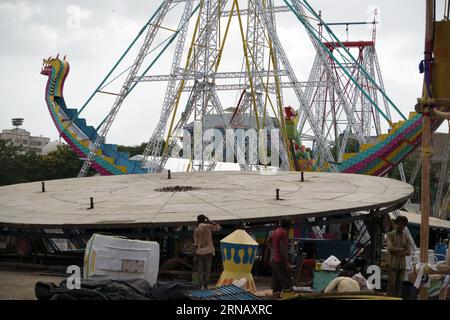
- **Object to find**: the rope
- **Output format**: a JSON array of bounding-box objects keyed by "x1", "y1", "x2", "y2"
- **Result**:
[{"x1": 414, "y1": 263, "x2": 437, "y2": 288}]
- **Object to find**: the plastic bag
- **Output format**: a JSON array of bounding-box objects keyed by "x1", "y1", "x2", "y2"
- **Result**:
[
  {"x1": 352, "y1": 272, "x2": 373, "y2": 291},
  {"x1": 232, "y1": 278, "x2": 248, "y2": 290},
  {"x1": 321, "y1": 255, "x2": 341, "y2": 271}
]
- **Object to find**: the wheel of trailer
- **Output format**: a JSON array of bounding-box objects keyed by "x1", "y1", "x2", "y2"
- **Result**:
[
  {"x1": 179, "y1": 237, "x2": 196, "y2": 256},
  {"x1": 16, "y1": 237, "x2": 33, "y2": 258}
]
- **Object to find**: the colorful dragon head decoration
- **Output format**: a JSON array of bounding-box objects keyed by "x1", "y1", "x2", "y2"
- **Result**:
[
  {"x1": 41, "y1": 54, "x2": 70, "y2": 98},
  {"x1": 284, "y1": 106, "x2": 317, "y2": 171}
]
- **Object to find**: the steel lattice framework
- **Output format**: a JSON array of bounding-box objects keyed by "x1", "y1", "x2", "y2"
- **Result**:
[
  {"x1": 298, "y1": 13, "x2": 393, "y2": 167},
  {"x1": 76, "y1": 0, "x2": 405, "y2": 177},
  {"x1": 40, "y1": 0, "x2": 446, "y2": 254},
  {"x1": 76, "y1": 0, "x2": 339, "y2": 175}
]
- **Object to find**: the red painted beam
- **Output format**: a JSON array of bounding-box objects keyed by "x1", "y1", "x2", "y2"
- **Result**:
[{"x1": 323, "y1": 41, "x2": 375, "y2": 50}]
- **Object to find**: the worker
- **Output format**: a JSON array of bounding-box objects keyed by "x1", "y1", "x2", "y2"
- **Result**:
[
  {"x1": 385, "y1": 215, "x2": 412, "y2": 297},
  {"x1": 324, "y1": 262, "x2": 361, "y2": 293},
  {"x1": 340, "y1": 223, "x2": 350, "y2": 241},
  {"x1": 265, "y1": 218, "x2": 293, "y2": 294},
  {"x1": 338, "y1": 259, "x2": 372, "y2": 291},
  {"x1": 324, "y1": 277, "x2": 361, "y2": 294},
  {"x1": 193, "y1": 214, "x2": 221, "y2": 290}
]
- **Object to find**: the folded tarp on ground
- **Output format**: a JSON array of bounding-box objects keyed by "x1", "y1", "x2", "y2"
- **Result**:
[{"x1": 35, "y1": 278, "x2": 200, "y2": 300}]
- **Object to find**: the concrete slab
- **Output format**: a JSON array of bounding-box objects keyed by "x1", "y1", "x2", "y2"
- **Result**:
[{"x1": 0, "y1": 171, "x2": 413, "y2": 228}]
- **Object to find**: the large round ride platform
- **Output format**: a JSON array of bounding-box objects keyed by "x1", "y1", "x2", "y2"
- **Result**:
[{"x1": 0, "y1": 172, "x2": 413, "y2": 229}]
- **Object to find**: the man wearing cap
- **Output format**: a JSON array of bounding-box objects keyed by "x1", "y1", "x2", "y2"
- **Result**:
[{"x1": 386, "y1": 215, "x2": 412, "y2": 297}]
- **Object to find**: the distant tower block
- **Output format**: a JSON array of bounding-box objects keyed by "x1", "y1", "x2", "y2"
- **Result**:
[
  {"x1": 12, "y1": 118, "x2": 24, "y2": 128},
  {"x1": 216, "y1": 229, "x2": 259, "y2": 293}
]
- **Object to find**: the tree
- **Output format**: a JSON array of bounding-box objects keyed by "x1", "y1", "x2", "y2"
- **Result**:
[
  {"x1": 330, "y1": 135, "x2": 360, "y2": 161},
  {"x1": 0, "y1": 142, "x2": 95, "y2": 186},
  {"x1": 0, "y1": 140, "x2": 26, "y2": 185},
  {"x1": 117, "y1": 140, "x2": 166, "y2": 158},
  {"x1": 43, "y1": 144, "x2": 92, "y2": 180},
  {"x1": 389, "y1": 152, "x2": 439, "y2": 203},
  {"x1": 117, "y1": 142, "x2": 147, "y2": 158}
]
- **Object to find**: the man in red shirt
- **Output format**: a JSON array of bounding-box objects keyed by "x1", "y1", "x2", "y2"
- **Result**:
[{"x1": 266, "y1": 218, "x2": 292, "y2": 293}]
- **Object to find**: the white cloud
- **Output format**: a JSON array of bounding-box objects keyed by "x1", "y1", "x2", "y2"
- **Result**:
[{"x1": 0, "y1": 1, "x2": 43, "y2": 22}]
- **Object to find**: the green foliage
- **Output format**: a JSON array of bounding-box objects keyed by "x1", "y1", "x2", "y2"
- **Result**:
[
  {"x1": 117, "y1": 141, "x2": 166, "y2": 158},
  {"x1": 330, "y1": 135, "x2": 360, "y2": 161},
  {"x1": 0, "y1": 140, "x2": 27, "y2": 185},
  {"x1": 43, "y1": 144, "x2": 96, "y2": 180},
  {"x1": 389, "y1": 152, "x2": 439, "y2": 202},
  {"x1": 0, "y1": 141, "x2": 94, "y2": 186},
  {"x1": 390, "y1": 153, "x2": 419, "y2": 183},
  {"x1": 117, "y1": 142, "x2": 147, "y2": 158}
]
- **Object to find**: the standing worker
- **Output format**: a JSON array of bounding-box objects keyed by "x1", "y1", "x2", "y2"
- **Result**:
[
  {"x1": 266, "y1": 218, "x2": 293, "y2": 294},
  {"x1": 193, "y1": 214, "x2": 221, "y2": 290},
  {"x1": 386, "y1": 215, "x2": 412, "y2": 297}
]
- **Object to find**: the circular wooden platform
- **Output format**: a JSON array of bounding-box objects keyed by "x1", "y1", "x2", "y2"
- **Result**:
[{"x1": 0, "y1": 171, "x2": 413, "y2": 228}]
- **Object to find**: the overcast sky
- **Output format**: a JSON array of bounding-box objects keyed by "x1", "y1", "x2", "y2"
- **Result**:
[{"x1": 0, "y1": 0, "x2": 444, "y2": 146}]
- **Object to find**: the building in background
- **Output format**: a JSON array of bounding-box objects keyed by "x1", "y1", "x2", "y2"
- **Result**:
[{"x1": 0, "y1": 118, "x2": 50, "y2": 154}]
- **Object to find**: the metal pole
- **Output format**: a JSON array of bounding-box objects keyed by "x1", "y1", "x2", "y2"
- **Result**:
[
  {"x1": 446, "y1": 0, "x2": 449, "y2": 19},
  {"x1": 420, "y1": 108, "x2": 431, "y2": 300},
  {"x1": 419, "y1": 0, "x2": 434, "y2": 300}
]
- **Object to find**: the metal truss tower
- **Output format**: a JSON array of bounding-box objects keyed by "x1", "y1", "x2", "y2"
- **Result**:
[
  {"x1": 77, "y1": 1, "x2": 398, "y2": 176},
  {"x1": 137, "y1": 0, "x2": 303, "y2": 172},
  {"x1": 76, "y1": 0, "x2": 347, "y2": 176},
  {"x1": 298, "y1": 13, "x2": 392, "y2": 166}
]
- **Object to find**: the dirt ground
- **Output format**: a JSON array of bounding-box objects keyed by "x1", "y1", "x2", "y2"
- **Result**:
[
  {"x1": 0, "y1": 268, "x2": 65, "y2": 300},
  {"x1": 0, "y1": 267, "x2": 272, "y2": 300}
]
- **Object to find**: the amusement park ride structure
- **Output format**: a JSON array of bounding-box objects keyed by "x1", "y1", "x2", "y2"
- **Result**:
[
  {"x1": 300, "y1": 12, "x2": 387, "y2": 164},
  {"x1": 41, "y1": 0, "x2": 431, "y2": 179},
  {"x1": 37, "y1": 1, "x2": 450, "y2": 263}
]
